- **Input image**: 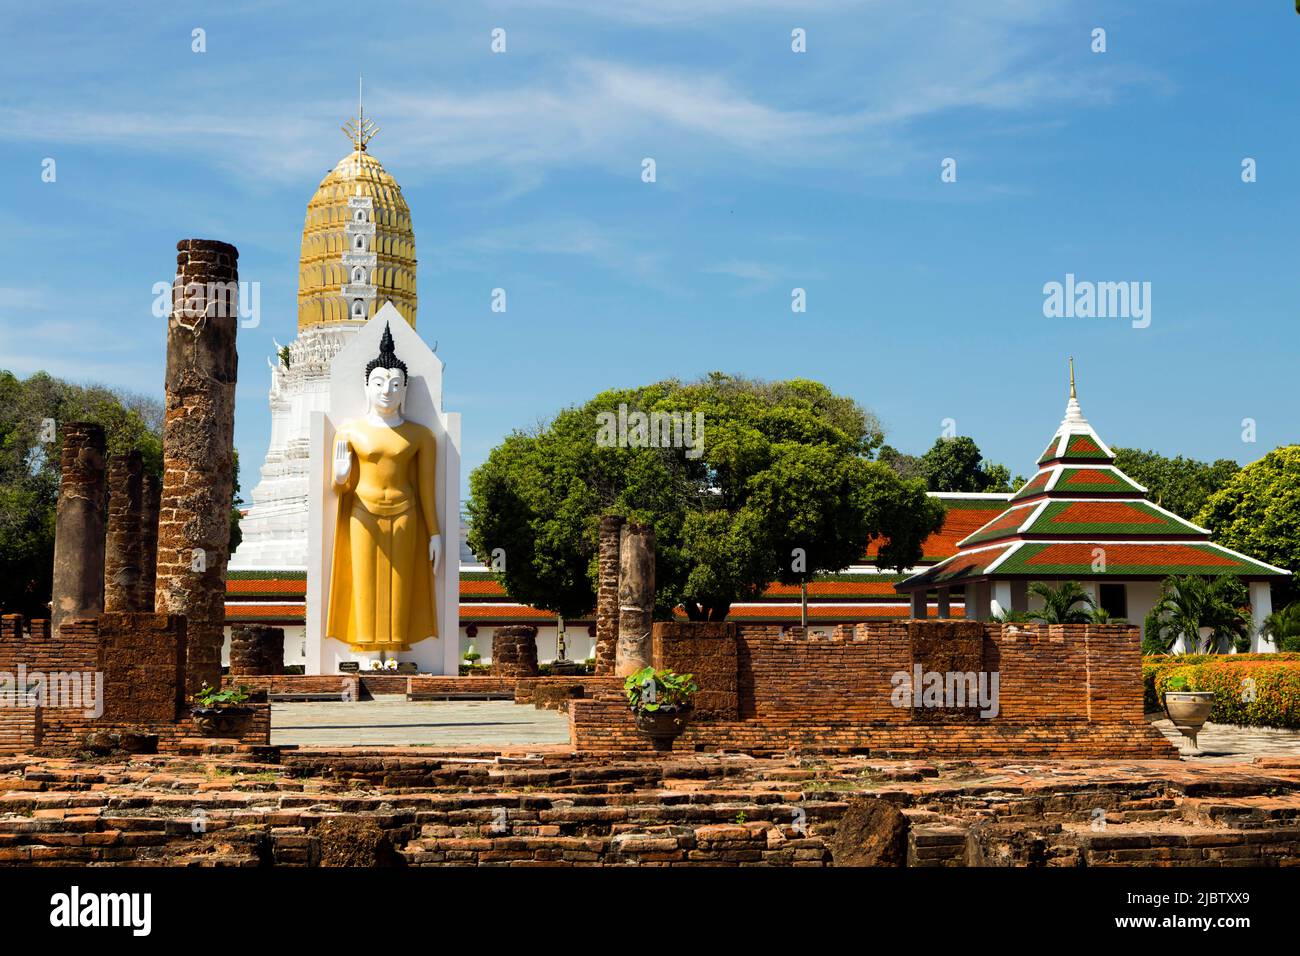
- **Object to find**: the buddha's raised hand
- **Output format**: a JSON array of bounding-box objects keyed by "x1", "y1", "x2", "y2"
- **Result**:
[{"x1": 332, "y1": 437, "x2": 352, "y2": 486}]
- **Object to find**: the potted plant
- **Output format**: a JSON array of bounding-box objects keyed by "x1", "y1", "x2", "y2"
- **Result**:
[
  {"x1": 625, "y1": 666, "x2": 699, "y2": 752},
  {"x1": 189, "y1": 683, "x2": 253, "y2": 737},
  {"x1": 1162, "y1": 673, "x2": 1215, "y2": 750}
]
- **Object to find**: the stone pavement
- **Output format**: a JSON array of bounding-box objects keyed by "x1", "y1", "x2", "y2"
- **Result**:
[
  {"x1": 1150, "y1": 718, "x2": 1300, "y2": 763},
  {"x1": 271, "y1": 698, "x2": 572, "y2": 748}
]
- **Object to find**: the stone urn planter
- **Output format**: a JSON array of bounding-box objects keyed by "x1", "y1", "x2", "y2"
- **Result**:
[
  {"x1": 190, "y1": 707, "x2": 253, "y2": 738},
  {"x1": 1165, "y1": 691, "x2": 1215, "y2": 750},
  {"x1": 633, "y1": 704, "x2": 694, "y2": 752},
  {"x1": 625, "y1": 666, "x2": 699, "y2": 753},
  {"x1": 189, "y1": 683, "x2": 253, "y2": 738}
]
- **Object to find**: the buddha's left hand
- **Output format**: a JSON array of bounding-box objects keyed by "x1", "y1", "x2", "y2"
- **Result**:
[{"x1": 429, "y1": 534, "x2": 442, "y2": 575}]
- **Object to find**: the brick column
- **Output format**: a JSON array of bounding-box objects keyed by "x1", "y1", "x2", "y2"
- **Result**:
[
  {"x1": 229, "y1": 624, "x2": 285, "y2": 676},
  {"x1": 594, "y1": 514, "x2": 624, "y2": 675},
  {"x1": 615, "y1": 521, "x2": 655, "y2": 677},
  {"x1": 138, "y1": 471, "x2": 161, "y2": 612},
  {"x1": 491, "y1": 625, "x2": 539, "y2": 677},
  {"x1": 155, "y1": 239, "x2": 240, "y2": 693},
  {"x1": 104, "y1": 450, "x2": 144, "y2": 612},
  {"x1": 50, "y1": 422, "x2": 107, "y2": 636}
]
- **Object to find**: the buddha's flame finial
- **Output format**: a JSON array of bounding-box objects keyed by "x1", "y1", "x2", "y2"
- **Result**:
[
  {"x1": 342, "y1": 74, "x2": 380, "y2": 153},
  {"x1": 1069, "y1": 356, "x2": 1076, "y2": 400}
]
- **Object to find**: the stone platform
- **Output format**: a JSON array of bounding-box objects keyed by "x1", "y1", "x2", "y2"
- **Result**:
[
  {"x1": 1, "y1": 748, "x2": 1297, "y2": 866},
  {"x1": 271, "y1": 699, "x2": 571, "y2": 748}
]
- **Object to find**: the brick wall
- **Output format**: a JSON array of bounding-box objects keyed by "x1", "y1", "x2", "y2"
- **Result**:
[
  {"x1": 653, "y1": 621, "x2": 738, "y2": 720},
  {"x1": 225, "y1": 674, "x2": 357, "y2": 697},
  {"x1": 98, "y1": 612, "x2": 187, "y2": 723},
  {"x1": 570, "y1": 621, "x2": 1174, "y2": 758},
  {"x1": 0, "y1": 710, "x2": 39, "y2": 752},
  {"x1": 0, "y1": 610, "x2": 268, "y2": 754}
]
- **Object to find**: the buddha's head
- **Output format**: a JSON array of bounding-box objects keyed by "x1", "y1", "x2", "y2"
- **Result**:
[{"x1": 364, "y1": 322, "x2": 409, "y2": 417}]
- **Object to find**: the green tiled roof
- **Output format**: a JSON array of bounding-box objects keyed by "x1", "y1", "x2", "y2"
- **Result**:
[{"x1": 1023, "y1": 500, "x2": 1200, "y2": 537}]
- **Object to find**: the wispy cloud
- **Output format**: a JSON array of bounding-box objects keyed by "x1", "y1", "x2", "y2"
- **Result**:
[{"x1": 0, "y1": 3, "x2": 1162, "y2": 196}]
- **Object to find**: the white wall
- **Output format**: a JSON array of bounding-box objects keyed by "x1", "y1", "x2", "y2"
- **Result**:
[{"x1": 459, "y1": 626, "x2": 597, "y2": 665}]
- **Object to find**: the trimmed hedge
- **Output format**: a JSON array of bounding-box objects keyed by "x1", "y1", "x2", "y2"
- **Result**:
[{"x1": 1143, "y1": 653, "x2": 1300, "y2": 729}]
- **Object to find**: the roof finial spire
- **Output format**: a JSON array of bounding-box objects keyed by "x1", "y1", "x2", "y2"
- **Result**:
[
  {"x1": 1069, "y1": 356, "x2": 1076, "y2": 400},
  {"x1": 341, "y1": 74, "x2": 380, "y2": 152}
]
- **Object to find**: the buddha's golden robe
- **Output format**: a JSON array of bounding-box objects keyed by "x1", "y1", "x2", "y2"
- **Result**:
[{"x1": 326, "y1": 419, "x2": 439, "y2": 650}]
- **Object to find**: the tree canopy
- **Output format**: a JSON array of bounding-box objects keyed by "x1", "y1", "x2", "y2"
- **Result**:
[
  {"x1": 466, "y1": 373, "x2": 945, "y2": 621},
  {"x1": 911, "y1": 436, "x2": 1019, "y2": 493},
  {"x1": 1196, "y1": 445, "x2": 1300, "y2": 597},
  {"x1": 1111, "y1": 447, "x2": 1240, "y2": 521}
]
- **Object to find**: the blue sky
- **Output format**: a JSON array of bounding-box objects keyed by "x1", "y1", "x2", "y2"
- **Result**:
[{"x1": 2, "y1": 0, "x2": 1298, "y2": 501}]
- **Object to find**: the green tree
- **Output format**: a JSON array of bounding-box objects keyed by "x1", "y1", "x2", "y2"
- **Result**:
[
  {"x1": 877, "y1": 444, "x2": 923, "y2": 482},
  {"x1": 1112, "y1": 447, "x2": 1240, "y2": 521},
  {"x1": 1195, "y1": 446, "x2": 1300, "y2": 598},
  {"x1": 1143, "y1": 574, "x2": 1253, "y2": 654},
  {"x1": 916, "y1": 436, "x2": 1019, "y2": 493},
  {"x1": 1026, "y1": 580, "x2": 1096, "y2": 624},
  {"x1": 467, "y1": 373, "x2": 945, "y2": 621}
]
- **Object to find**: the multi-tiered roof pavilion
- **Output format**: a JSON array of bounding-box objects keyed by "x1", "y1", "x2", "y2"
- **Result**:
[{"x1": 896, "y1": 364, "x2": 1288, "y2": 648}]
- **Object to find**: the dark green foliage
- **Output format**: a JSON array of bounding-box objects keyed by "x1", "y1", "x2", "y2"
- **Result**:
[
  {"x1": 1143, "y1": 574, "x2": 1253, "y2": 654},
  {"x1": 1112, "y1": 447, "x2": 1240, "y2": 521},
  {"x1": 624, "y1": 666, "x2": 698, "y2": 712},
  {"x1": 916, "y1": 436, "x2": 1018, "y2": 493},
  {"x1": 1026, "y1": 580, "x2": 1095, "y2": 624},
  {"x1": 467, "y1": 373, "x2": 944, "y2": 620}
]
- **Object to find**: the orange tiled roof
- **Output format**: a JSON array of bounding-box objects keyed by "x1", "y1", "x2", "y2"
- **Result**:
[
  {"x1": 226, "y1": 603, "x2": 305, "y2": 620},
  {"x1": 760, "y1": 580, "x2": 904, "y2": 599},
  {"x1": 228, "y1": 578, "x2": 307, "y2": 596},
  {"x1": 865, "y1": 502, "x2": 1005, "y2": 561}
]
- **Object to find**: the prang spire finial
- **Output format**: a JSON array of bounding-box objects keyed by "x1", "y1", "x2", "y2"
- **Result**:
[
  {"x1": 341, "y1": 75, "x2": 380, "y2": 153},
  {"x1": 1069, "y1": 356, "x2": 1076, "y2": 400}
]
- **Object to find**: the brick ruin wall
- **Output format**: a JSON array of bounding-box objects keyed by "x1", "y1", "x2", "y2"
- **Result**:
[
  {"x1": 0, "y1": 611, "x2": 268, "y2": 754},
  {"x1": 570, "y1": 620, "x2": 1174, "y2": 758}
]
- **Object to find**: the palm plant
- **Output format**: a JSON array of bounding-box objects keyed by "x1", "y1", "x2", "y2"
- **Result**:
[
  {"x1": 1263, "y1": 602, "x2": 1300, "y2": 652},
  {"x1": 992, "y1": 608, "x2": 1035, "y2": 624},
  {"x1": 1143, "y1": 575, "x2": 1252, "y2": 654},
  {"x1": 1026, "y1": 581, "x2": 1096, "y2": 624}
]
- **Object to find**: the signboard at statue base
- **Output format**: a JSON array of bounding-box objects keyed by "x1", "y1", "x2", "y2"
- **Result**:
[{"x1": 304, "y1": 303, "x2": 461, "y2": 675}]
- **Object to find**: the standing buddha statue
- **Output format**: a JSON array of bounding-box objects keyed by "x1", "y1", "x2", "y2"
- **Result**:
[{"x1": 325, "y1": 323, "x2": 441, "y2": 651}]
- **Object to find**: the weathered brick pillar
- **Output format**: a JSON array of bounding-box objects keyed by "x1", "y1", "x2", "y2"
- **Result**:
[
  {"x1": 229, "y1": 624, "x2": 285, "y2": 676},
  {"x1": 594, "y1": 514, "x2": 624, "y2": 675},
  {"x1": 492, "y1": 625, "x2": 539, "y2": 677},
  {"x1": 155, "y1": 239, "x2": 240, "y2": 693},
  {"x1": 137, "y1": 471, "x2": 161, "y2": 612},
  {"x1": 51, "y1": 422, "x2": 107, "y2": 636},
  {"x1": 615, "y1": 521, "x2": 655, "y2": 677},
  {"x1": 104, "y1": 450, "x2": 144, "y2": 612}
]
